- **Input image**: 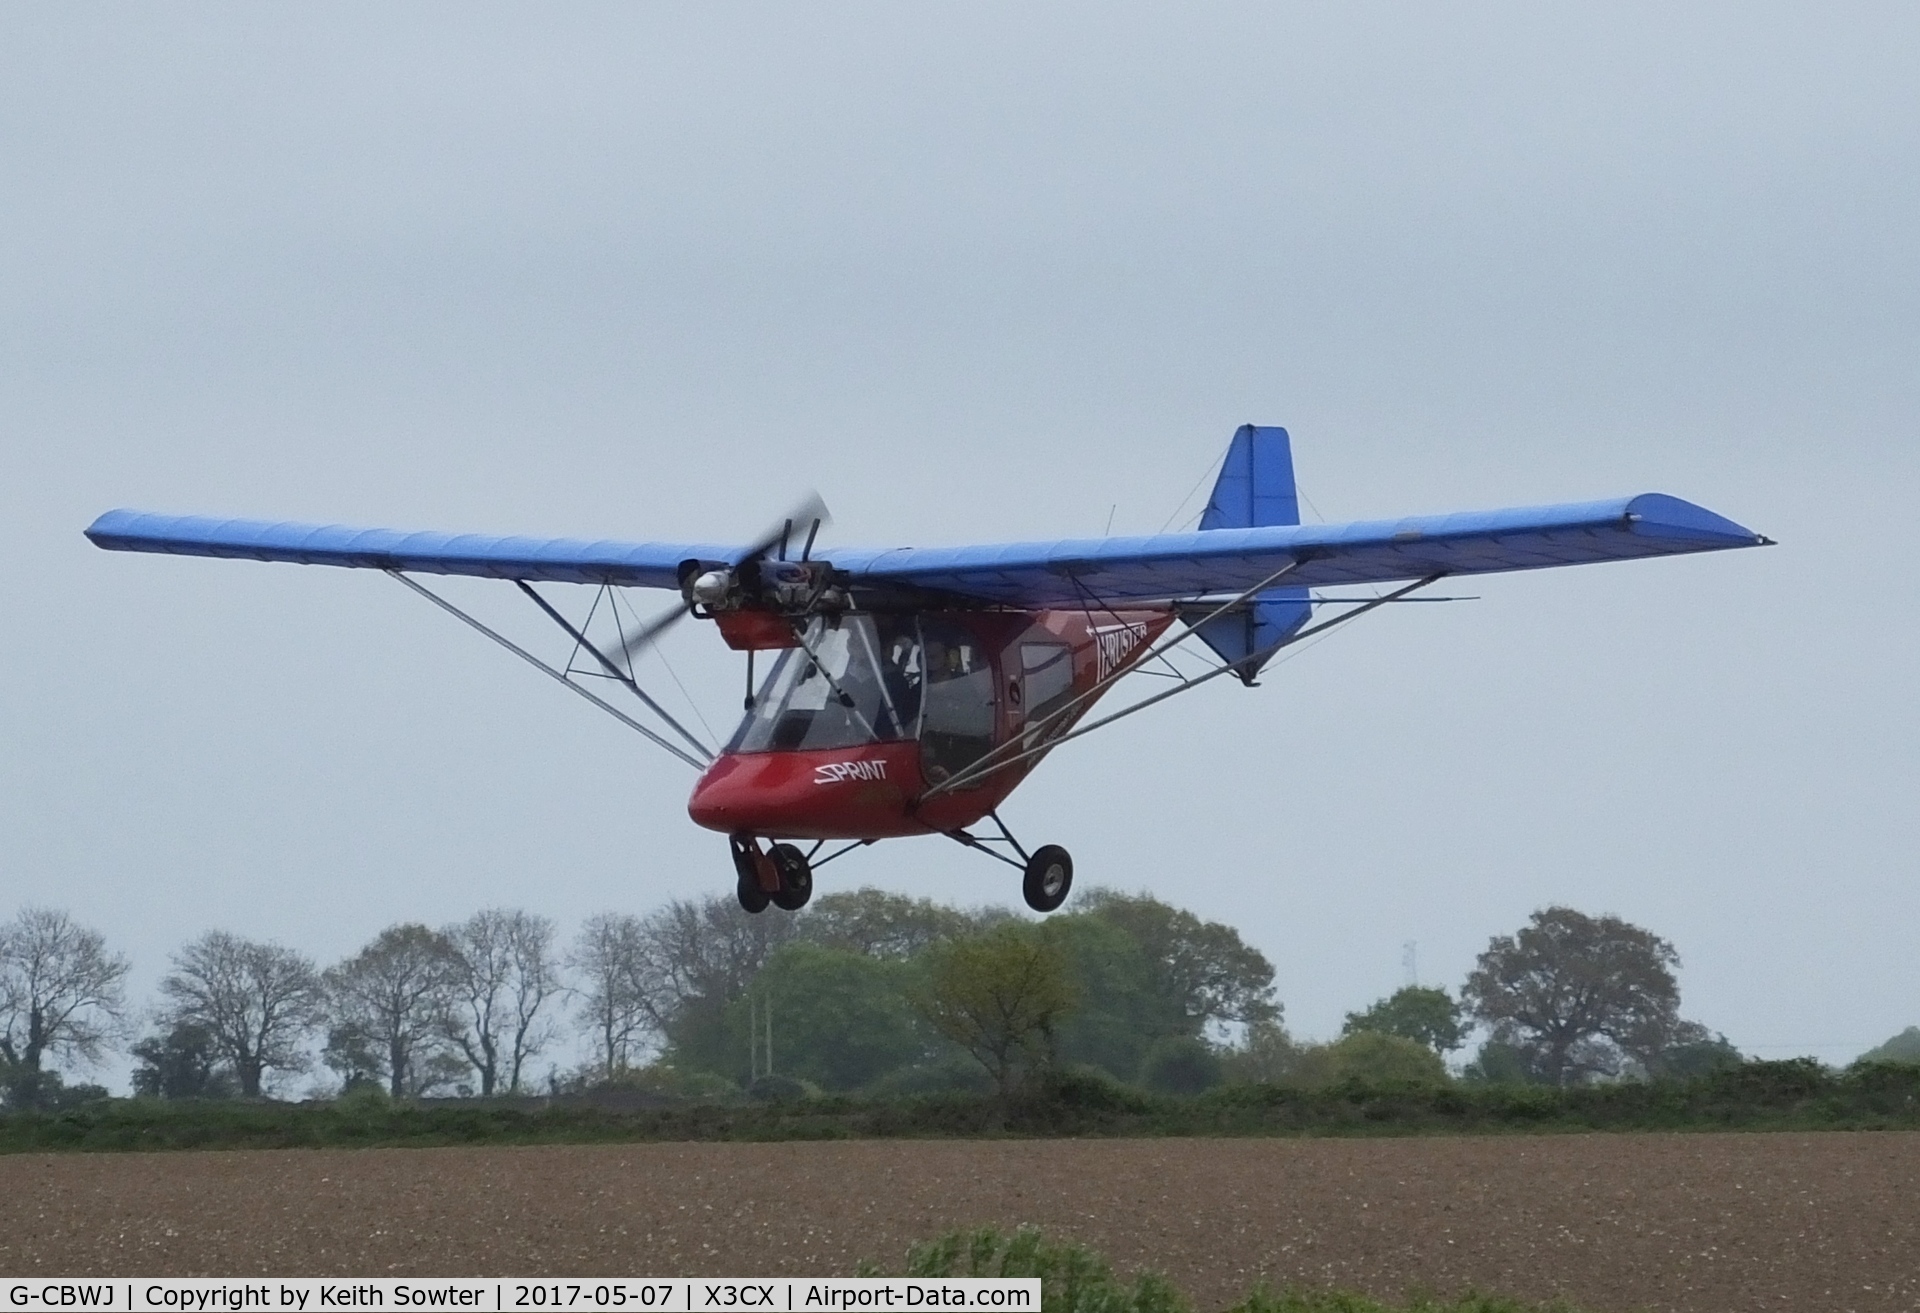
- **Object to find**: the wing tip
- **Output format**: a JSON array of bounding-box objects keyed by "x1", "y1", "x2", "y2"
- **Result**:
[{"x1": 1625, "y1": 493, "x2": 1769, "y2": 546}]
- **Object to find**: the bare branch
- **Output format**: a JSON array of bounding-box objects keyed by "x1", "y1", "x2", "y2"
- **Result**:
[
  {"x1": 159, "y1": 931, "x2": 324, "y2": 1098},
  {"x1": 0, "y1": 907, "x2": 131, "y2": 1072}
]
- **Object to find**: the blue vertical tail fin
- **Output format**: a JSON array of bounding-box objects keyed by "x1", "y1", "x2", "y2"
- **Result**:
[
  {"x1": 1200, "y1": 423, "x2": 1302, "y2": 532},
  {"x1": 1191, "y1": 424, "x2": 1313, "y2": 684}
]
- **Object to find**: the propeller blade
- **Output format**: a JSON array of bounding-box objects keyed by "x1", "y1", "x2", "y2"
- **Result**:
[
  {"x1": 614, "y1": 598, "x2": 692, "y2": 666},
  {"x1": 609, "y1": 493, "x2": 830, "y2": 667},
  {"x1": 734, "y1": 491, "x2": 831, "y2": 565}
]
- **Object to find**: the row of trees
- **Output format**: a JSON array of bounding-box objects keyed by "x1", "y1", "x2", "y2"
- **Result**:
[
  {"x1": 0, "y1": 895, "x2": 1800, "y2": 1109},
  {"x1": 565, "y1": 887, "x2": 1283, "y2": 1099},
  {"x1": 0, "y1": 908, "x2": 562, "y2": 1105},
  {"x1": 1328, "y1": 906, "x2": 1744, "y2": 1086},
  {"x1": 0, "y1": 891, "x2": 1282, "y2": 1106}
]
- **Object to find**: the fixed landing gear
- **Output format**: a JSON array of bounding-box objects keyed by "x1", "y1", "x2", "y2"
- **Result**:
[
  {"x1": 769, "y1": 843, "x2": 813, "y2": 911},
  {"x1": 942, "y1": 814, "x2": 1075, "y2": 914},
  {"x1": 737, "y1": 820, "x2": 1067, "y2": 915},
  {"x1": 730, "y1": 836, "x2": 812, "y2": 914},
  {"x1": 1021, "y1": 844, "x2": 1073, "y2": 913}
]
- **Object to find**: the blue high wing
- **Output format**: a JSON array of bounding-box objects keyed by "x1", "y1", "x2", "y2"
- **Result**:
[
  {"x1": 85, "y1": 491, "x2": 1766, "y2": 606},
  {"x1": 84, "y1": 509, "x2": 742, "y2": 589},
  {"x1": 827, "y1": 492, "x2": 1767, "y2": 605}
]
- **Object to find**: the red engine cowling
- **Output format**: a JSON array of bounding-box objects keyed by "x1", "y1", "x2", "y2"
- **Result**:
[{"x1": 713, "y1": 610, "x2": 802, "y2": 651}]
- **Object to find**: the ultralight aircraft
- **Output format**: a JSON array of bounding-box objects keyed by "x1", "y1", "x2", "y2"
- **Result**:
[{"x1": 87, "y1": 426, "x2": 1767, "y2": 913}]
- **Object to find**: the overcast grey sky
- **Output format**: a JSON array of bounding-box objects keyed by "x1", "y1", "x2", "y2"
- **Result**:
[{"x1": 3, "y1": 3, "x2": 1916, "y2": 1089}]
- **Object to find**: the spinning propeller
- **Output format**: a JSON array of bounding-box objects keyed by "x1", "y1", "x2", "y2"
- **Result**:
[{"x1": 612, "y1": 493, "x2": 832, "y2": 667}]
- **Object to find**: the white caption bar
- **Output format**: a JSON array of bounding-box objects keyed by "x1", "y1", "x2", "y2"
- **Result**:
[{"x1": 5, "y1": 1283, "x2": 1039, "y2": 1313}]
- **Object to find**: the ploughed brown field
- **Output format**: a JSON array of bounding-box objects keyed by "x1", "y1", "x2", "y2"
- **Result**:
[{"x1": 5, "y1": 1134, "x2": 1918, "y2": 1312}]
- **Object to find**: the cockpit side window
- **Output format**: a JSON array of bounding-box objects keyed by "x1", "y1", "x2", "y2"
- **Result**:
[
  {"x1": 1018, "y1": 641, "x2": 1076, "y2": 747},
  {"x1": 867, "y1": 618, "x2": 924, "y2": 739},
  {"x1": 919, "y1": 617, "x2": 997, "y2": 784}
]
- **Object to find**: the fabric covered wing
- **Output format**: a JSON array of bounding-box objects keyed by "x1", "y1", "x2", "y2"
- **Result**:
[
  {"x1": 828, "y1": 494, "x2": 1766, "y2": 607},
  {"x1": 84, "y1": 510, "x2": 744, "y2": 589},
  {"x1": 87, "y1": 492, "x2": 1765, "y2": 605}
]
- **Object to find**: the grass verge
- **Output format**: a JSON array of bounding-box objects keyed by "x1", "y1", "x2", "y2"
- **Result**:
[{"x1": 865, "y1": 1226, "x2": 1588, "y2": 1313}]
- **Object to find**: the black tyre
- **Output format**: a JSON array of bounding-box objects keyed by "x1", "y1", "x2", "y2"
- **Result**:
[
  {"x1": 731, "y1": 837, "x2": 771, "y2": 913},
  {"x1": 769, "y1": 843, "x2": 814, "y2": 911},
  {"x1": 736, "y1": 872, "x2": 771, "y2": 913},
  {"x1": 1022, "y1": 844, "x2": 1073, "y2": 913}
]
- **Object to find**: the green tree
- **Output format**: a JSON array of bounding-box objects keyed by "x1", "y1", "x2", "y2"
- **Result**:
[
  {"x1": 798, "y1": 888, "x2": 993, "y2": 958},
  {"x1": 912, "y1": 924, "x2": 1077, "y2": 1099},
  {"x1": 1342, "y1": 986, "x2": 1467, "y2": 1054},
  {"x1": 1046, "y1": 914, "x2": 1183, "y2": 1082},
  {"x1": 1323, "y1": 1031, "x2": 1449, "y2": 1085},
  {"x1": 1140, "y1": 1035, "x2": 1223, "y2": 1095},
  {"x1": 726, "y1": 942, "x2": 926, "y2": 1091},
  {"x1": 1461, "y1": 1038, "x2": 1539, "y2": 1084},
  {"x1": 324, "y1": 924, "x2": 461, "y2": 1099},
  {"x1": 1858, "y1": 1026, "x2": 1920, "y2": 1067},
  {"x1": 635, "y1": 896, "x2": 801, "y2": 1076},
  {"x1": 320, "y1": 1022, "x2": 384, "y2": 1092},
  {"x1": 0, "y1": 1062, "x2": 108, "y2": 1111},
  {"x1": 1219, "y1": 1020, "x2": 1305, "y2": 1085},
  {"x1": 1463, "y1": 906, "x2": 1705, "y2": 1087},
  {"x1": 131, "y1": 1022, "x2": 237, "y2": 1099},
  {"x1": 1079, "y1": 890, "x2": 1280, "y2": 1035}
]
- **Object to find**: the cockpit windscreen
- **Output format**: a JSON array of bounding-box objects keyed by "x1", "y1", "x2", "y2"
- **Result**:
[{"x1": 727, "y1": 615, "x2": 924, "y2": 753}]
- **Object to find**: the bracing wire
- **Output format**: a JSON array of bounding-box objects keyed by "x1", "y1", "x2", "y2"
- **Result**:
[
  {"x1": 615, "y1": 585, "x2": 719, "y2": 746},
  {"x1": 387, "y1": 570, "x2": 707, "y2": 771},
  {"x1": 1157, "y1": 446, "x2": 1230, "y2": 535}
]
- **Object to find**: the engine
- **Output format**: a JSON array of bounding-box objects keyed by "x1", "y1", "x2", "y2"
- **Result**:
[{"x1": 679, "y1": 557, "x2": 846, "y2": 618}]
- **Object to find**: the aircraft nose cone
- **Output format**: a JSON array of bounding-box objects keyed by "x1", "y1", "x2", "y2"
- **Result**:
[
  {"x1": 687, "y1": 756, "x2": 752, "y2": 833},
  {"x1": 687, "y1": 745, "x2": 924, "y2": 841}
]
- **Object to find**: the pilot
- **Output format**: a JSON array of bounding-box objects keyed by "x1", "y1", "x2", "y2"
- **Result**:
[{"x1": 878, "y1": 632, "x2": 924, "y2": 735}]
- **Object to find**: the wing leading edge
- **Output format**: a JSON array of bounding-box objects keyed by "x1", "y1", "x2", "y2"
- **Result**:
[
  {"x1": 83, "y1": 509, "x2": 743, "y2": 589},
  {"x1": 829, "y1": 493, "x2": 1768, "y2": 606},
  {"x1": 85, "y1": 492, "x2": 1766, "y2": 606}
]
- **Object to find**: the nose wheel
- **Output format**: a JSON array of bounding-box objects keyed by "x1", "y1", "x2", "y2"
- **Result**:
[
  {"x1": 730, "y1": 836, "x2": 813, "y2": 914},
  {"x1": 730, "y1": 836, "x2": 772, "y2": 913},
  {"x1": 769, "y1": 843, "x2": 814, "y2": 910}
]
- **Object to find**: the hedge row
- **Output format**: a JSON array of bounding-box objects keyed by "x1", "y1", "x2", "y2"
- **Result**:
[{"x1": 4, "y1": 1060, "x2": 1917, "y2": 1153}]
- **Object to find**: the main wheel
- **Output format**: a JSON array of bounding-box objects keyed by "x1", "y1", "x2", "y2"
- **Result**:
[
  {"x1": 769, "y1": 843, "x2": 814, "y2": 911},
  {"x1": 1021, "y1": 844, "x2": 1073, "y2": 913}
]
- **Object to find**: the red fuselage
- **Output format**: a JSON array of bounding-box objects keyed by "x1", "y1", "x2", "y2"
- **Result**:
[{"x1": 688, "y1": 606, "x2": 1174, "y2": 841}]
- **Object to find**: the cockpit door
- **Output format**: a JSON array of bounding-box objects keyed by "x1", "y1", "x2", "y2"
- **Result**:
[
  {"x1": 1015, "y1": 640, "x2": 1075, "y2": 749},
  {"x1": 918, "y1": 617, "x2": 997, "y2": 786}
]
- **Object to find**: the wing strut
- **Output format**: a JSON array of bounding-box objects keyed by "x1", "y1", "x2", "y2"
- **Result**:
[
  {"x1": 918, "y1": 573, "x2": 1445, "y2": 799},
  {"x1": 918, "y1": 560, "x2": 1305, "y2": 801},
  {"x1": 512, "y1": 581, "x2": 714, "y2": 762},
  {"x1": 386, "y1": 570, "x2": 710, "y2": 771}
]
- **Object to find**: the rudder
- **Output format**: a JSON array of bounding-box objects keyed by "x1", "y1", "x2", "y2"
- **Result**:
[{"x1": 1200, "y1": 423, "x2": 1301, "y2": 531}]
